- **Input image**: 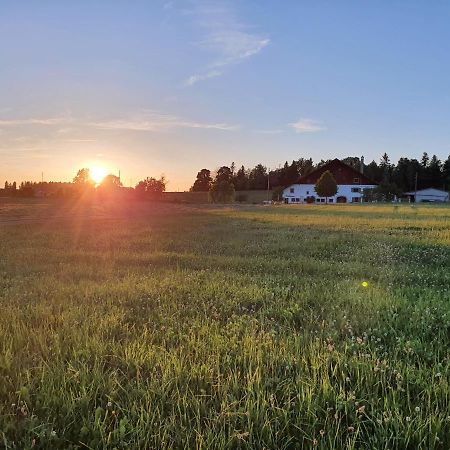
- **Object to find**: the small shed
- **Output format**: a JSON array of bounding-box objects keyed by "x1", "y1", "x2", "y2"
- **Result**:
[{"x1": 404, "y1": 188, "x2": 449, "y2": 203}]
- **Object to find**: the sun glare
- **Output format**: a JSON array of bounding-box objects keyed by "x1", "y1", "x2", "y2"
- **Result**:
[{"x1": 90, "y1": 166, "x2": 107, "y2": 185}]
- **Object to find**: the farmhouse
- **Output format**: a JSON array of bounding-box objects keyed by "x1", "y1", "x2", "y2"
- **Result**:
[
  {"x1": 283, "y1": 158, "x2": 377, "y2": 204},
  {"x1": 403, "y1": 188, "x2": 449, "y2": 203}
]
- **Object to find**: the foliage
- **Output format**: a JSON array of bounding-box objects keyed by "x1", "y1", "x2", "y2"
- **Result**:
[
  {"x1": 135, "y1": 176, "x2": 166, "y2": 199},
  {"x1": 209, "y1": 167, "x2": 235, "y2": 203},
  {"x1": 209, "y1": 181, "x2": 235, "y2": 203},
  {"x1": 98, "y1": 174, "x2": 122, "y2": 191},
  {"x1": 370, "y1": 182, "x2": 402, "y2": 202},
  {"x1": 314, "y1": 170, "x2": 338, "y2": 202},
  {"x1": 73, "y1": 168, "x2": 94, "y2": 186},
  {"x1": 190, "y1": 153, "x2": 450, "y2": 196},
  {"x1": 190, "y1": 169, "x2": 212, "y2": 192}
]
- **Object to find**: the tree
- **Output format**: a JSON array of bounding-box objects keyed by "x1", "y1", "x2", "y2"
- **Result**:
[
  {"x1": 442, "y1": 155, "x2": 450, "y2": 190},
  {"x1": 209, "y1": 180, "x2": 235, "y2": 203},
  {"x1": 379, "y1": 153, "x2": 393, "y2": 183},
  {"x1": 98, "y1": 174, "x2": 122, "y2": 191},
  {"x1": 248, "y1": 164, "x2": 267, "y2": 190},
  {"x1": 296, "y1": 158, "x2": 314, "y2": 177},
  {"x1": 209, "y1": 166, "x2": 235, "y2": 203},
  {"x1": 371, "y1": 182, "x2": 401, "y2": 202},
  {"x1": 314, "y1": 170, "x2": 337, "y2": 203},
  {"x1": 420, "y1": 152, "x2": 429, "y2": 168},
  {"x1": 233, "y1": 165, "x2": 249, "y2": 190},
  {"x1": 135, "y1": 176, "x2": 166, "y2": 200},
  {"x1": 191, "y1": 169, "x2": 212, "y2": 192},
  {"x1": 73, "y1": 168, "x2": 94, "y2": 186},
  {"x1": 366, "y1": 160, "x2": 383, "y2": 183},
  {"x1": 392, "y1": 158, "x2": 420, "y2": 192},
  {"x1": 342, "y1": 156, "x2": 361, "y2": 171},
  {"x1": 215, "y1": 166, "x2": 233, "y2": 183}
]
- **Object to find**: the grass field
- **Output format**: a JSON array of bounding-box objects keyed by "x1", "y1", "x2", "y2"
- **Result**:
[{"x1": 0, "y1": 200, "x2": 449, "y2": 449}]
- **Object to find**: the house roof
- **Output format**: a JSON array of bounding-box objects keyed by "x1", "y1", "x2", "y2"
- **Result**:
[{"x1": 294, "y1": 158, "x2": 377, "y2": 185}]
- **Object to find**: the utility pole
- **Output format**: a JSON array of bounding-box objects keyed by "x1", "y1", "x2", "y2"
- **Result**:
[
  {"x1": 267, "y1": 167, "x2": 270, "y2": 202},
  {"x1": 41, "y1": 172, "x2": 44, "y2": 183},
  {"x1": 414, "y1": 172, "x2": 418, "y2": 203}
]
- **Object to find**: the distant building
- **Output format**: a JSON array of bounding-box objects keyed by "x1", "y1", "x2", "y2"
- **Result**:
[
  {"x1": 283, "y1": 158, "x2": 377, "y2": 204},
  {"x1": 403, "y1": 188, "x2": 449, "y2": 203}
]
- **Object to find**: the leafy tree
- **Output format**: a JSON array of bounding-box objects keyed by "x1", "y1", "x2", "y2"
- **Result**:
[
  {"x1": 209, "y1": 181, "x2": 235, "y2": 203},
  {"x1": 233, "y1": 165, "x2": 249, "y2": 190},
  {"x1": 209, "y1": 166, "x2": 234, "y2": 203},
  {"x1": 191, "y1": 169, "x2": 212, "y2": 192},
  {"x1": 342, "y1": 156, "x2": 361, "y2": 171},
  {"x1": 98, "y1": 174, "x2": 122, "y2": 191},
  {"x1": 314, "y1": 170, "x2": 337, "y2": 203},
  {"x1": 73, "y1": 168, "x2": 94, "y2": 186},
  {"x1": 135, "y1": 176, "x2": 166, "y2": 199},
  {"x1": 215, "y1": 166, "x2": 233, "y2": 183},
  {"x1": 371, "y1": 182, "x2": 401, "y2": 202}
]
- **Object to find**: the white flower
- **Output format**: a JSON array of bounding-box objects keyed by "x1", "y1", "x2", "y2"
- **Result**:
[{"x1": 415, "y1": 407, "x2": 420, "y2": 412}]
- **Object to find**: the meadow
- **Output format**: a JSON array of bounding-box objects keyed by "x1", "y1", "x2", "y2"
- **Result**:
[{"x1": 0, "y1": 199, "x2": 449, "y2": 449}]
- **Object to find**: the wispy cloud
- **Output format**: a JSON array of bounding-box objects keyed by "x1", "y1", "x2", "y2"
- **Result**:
[
  {"x1": 90, "y1": 111, "x2": 238, "y2": 131},
  {"x1": 184, "y1": 69, "x2": 222, "y2": 86},
  {"x1": 182, "y1": 1, "x2": 270, "y2": 85},
  {"x1": 0, "y1": 117, "x2": 70, "y2": 127},
  {"x1": 0, "y1": 112, "x2": 238, "y2": 133},
  {"x1": 289, "y1": 119, "x2": 326, "y2": 134}
]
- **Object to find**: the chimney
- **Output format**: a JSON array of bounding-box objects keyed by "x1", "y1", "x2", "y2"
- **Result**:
[{"x1": 360, "y1": 156, "x2": 364, "y2": 174}]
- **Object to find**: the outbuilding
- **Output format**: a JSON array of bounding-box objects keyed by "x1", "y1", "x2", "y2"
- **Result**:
[{"x1": 404, "y1": 188, "x2": 449, "y2": 203}]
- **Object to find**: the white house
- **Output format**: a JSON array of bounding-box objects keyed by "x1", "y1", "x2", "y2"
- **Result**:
[
  {"x1": 404, "y1": 188, "x2": 449, "y2": 203},
  {"x1": 283, "y1": 158, "x2": 378, "y2": 204}
]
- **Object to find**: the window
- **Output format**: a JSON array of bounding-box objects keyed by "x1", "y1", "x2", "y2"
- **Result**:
[
  {"x1": 353, "y1": 177, "x2": 360, "y2": 184},
  {"x1": 295, "y1": 198, "x2": 300, "y2": 202},
  {"x1": 320, "y1": 198, "x2": 325, "y2": 203},
  {"x1": 328, "y1": 199, "x2": 334, "y2": 203},
  {"x1": 306, "y1": 191, "x2": 309, "y2": 195},
  {"x1": 316, "y1": 198, "x2": 320, "y2": 202},
  {"x1": 352, "y1": 197, "x2": 360, "y2": 203},
  {"x1": 351, "y1": 187, "x2": 361, "y2": 193},
  {"x1": 290, "y1": 187, "x2": 294, "y2": 193}
]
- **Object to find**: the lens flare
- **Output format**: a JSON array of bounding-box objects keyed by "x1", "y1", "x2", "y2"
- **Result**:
[{"x1": 90, "y1": 166, "x2": 107, "y2": 185}]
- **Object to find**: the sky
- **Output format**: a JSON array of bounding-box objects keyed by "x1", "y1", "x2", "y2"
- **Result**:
[{"x1": 1, "y1": 0, "x2": 450, "y2": 191}]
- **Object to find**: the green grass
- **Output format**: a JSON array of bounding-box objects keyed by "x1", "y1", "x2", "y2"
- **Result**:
[{"x1": 0, "y1": 201, "x2": 449, "y2": 449}]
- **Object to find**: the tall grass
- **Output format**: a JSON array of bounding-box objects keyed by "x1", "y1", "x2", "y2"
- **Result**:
[{"x1": 0, "y1": 203, "x2": 449, "y2": 449}]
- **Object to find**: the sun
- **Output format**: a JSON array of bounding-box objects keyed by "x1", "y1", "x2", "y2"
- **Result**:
[{"x1": 90, "y1": 166, "x2": 107, "y2": 185}]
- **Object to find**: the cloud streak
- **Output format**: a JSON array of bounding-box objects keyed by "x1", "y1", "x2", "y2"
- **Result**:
[
  {"x1": 289, "y1": 119, "x2": 326, "y2": 133},
  {"x1": 0, "y1": 118, "x2": 70, "y2": 127},
  {"x1": 0, "y1": 112, "x2": 238, "y2": 133},
  {"x1": 90, "y1": 111, "x2": 238, "y2": 131},
  {"x1": 183, "y1": 1, "x2": 270, "y2": 85}
]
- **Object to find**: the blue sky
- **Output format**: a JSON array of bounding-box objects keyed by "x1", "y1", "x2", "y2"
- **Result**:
[{"x1": 1, "y1": 1, "x2": 450, "y2": 190}]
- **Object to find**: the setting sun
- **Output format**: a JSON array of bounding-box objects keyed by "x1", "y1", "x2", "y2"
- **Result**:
[{"x1": 90, "y1": 166, "x2": 107, "y2": 185}]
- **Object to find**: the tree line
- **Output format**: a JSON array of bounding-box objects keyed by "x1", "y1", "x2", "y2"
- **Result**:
[
  {"x1": 190, "y1": 152, "x2": 450, "y2": 201},
  {"x1": 2, "y1": 169, "x2": 166, "y2": 199}
]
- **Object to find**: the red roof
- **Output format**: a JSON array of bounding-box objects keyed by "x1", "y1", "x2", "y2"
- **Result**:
[{"x1": 296, "y1": 159, "x2": 377, "y2": 185}]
